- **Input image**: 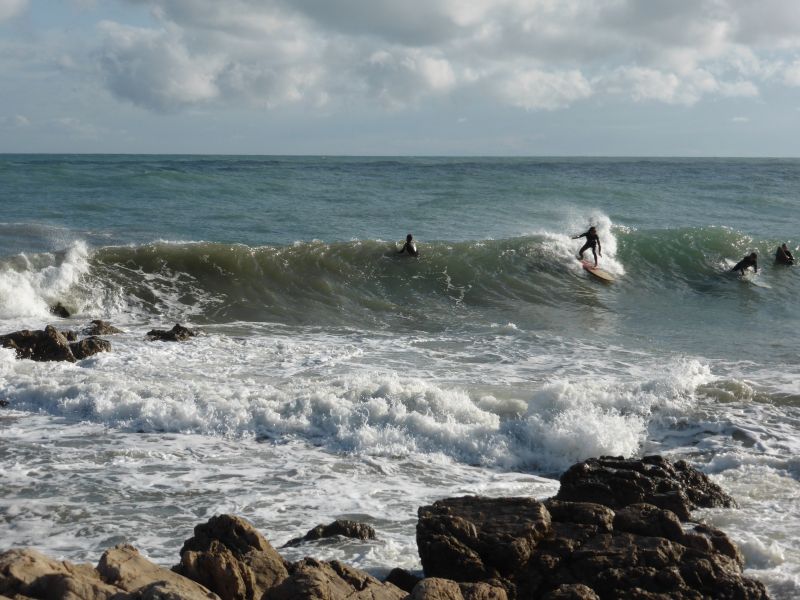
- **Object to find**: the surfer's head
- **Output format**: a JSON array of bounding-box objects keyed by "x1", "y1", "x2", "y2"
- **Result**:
[
  {"x1": 750, "y1": 252, "x2": 757, "y2": 259},
  {"x1": 406, "y1": 234, "x2": 413, "y2": 242},
  {"x1": 782, "y1": 243, "x2": 789, "y2": 250},
  {"x1": 588, "y1": 226, "x2": 596, "y2": 233}
]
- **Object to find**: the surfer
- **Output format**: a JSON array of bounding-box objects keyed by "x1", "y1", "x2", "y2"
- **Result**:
[
  {"x1": 573, "y1": 226, "x2": 602, "y2": 267},
  {"x1": 398, "y1": 233, "x2": 419, "y2": 257},
  {"x1": 775, "y1": 243, "x2": 794, "y2": 265},
  {"x1": 731, "y1": 252, "x2": 758, "y2": 275}
]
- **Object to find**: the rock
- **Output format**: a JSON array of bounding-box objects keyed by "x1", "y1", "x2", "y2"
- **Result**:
[
  {"x1": 555, "y1": 455, "x2": 736, "y2": 521},
  {"x1": 146, "y1": 324, "x2": 200, "y2": 342},
  {"x1": 266, "y1": 558, "x2": 406, "y2": 600},
  {"x1": 83, "y1": 320, "x2": 124, "y2": 336},
  {"x1": 0, "y1": 326, "x2": 76, "y2": 362},
  {"x1": 411, "y1": 578, "x2": 463, "y2": 600},
  {"x1": 61, "y1": 330, "x2": 78, "y2": 342},
  {"x1": 70, "y1": 336, "x2": 112, "y2": 360},
  {"x1": 283, "y1": 520, "x2": 376, "y2": 547},
  {"x1": 417, "y1": 496, "x2": 551, "y2": 583},
  {"x1": 416, "y1": 491, "x2": 768, "y2": 600},
  {"x1": 0, "y1": 399, "x2": 8, "y2": 408},
  {"x1": 0, "y1": 548, "x2": 121, "y2": 600},
  {"x1": 49, "y1": 303, "x2": 70, "y2": 318},
  {"x1": 97, "y1": 544, "x2": 218, "y2": 598},
  {"x1": 384, "y1": 568, "x2": 421, "y2": 593},
  {"x1": 175, "y1": 514, "x2": 289, "y2": 600}
]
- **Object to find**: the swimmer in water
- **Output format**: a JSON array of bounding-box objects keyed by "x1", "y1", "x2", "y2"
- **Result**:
[
  {"x1": 398, "y1": 233, "x2": 419, "y2": 257},
  {"x1": 775, "y1": 243, "x2": 794, "y2": 265},
  {"x1": 731, "y1": 252, "x2": 758, "y2": 275}
]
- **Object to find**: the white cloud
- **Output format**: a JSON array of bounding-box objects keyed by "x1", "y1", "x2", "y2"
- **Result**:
[
  {"x1": 499, "y1": 68, "x2": 592, "y2": 110},
  {"x1": 91, "y1": 0, "x2": 800, "y2": 114},
  {"x1": 731, "y1": 116, "x2": 749, "y2": 122},
  {"x1": 0, "y1": 0, "x2": 27, "y2": 22}
]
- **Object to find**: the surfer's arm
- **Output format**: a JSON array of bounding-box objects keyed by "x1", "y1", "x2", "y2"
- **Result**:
[{"x1": 572, "y1": 232, "x2": 587, "y2": 239}]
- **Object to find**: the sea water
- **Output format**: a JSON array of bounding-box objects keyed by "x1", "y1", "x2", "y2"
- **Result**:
[{"x1": 0, "y1": 155, "x2": 798, "y2": 597}]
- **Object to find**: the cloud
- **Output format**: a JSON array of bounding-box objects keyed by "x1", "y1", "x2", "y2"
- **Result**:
[
  {"x1": 731, "y1": 116, "x2": 749, "y2": 122},
  {"x1": 0, "y1": 0, "x2": 27, "y2": 22},
  {"x1": 0, "y1": 114, "x2": 30, "y2": 128},
  {"x1": 95, "y1": 0, "x2": 800, "y2": 114}
]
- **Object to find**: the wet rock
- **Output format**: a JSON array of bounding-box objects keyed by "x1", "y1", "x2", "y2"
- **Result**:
[
  {"x1": 410, "y1": 578, "x2": 509, "y2": 600},
  {"x1": 266, "y1": 557, "x2": 406, "y2": 600},
  {"x1": 83, "y1": 320, "x2": 124, "y2": 336},
  {"x1": 49, "y1": 302, "x2": 70, "y2": 318},
  {"x1": 283, "y1": 520, "x2": 376, "y2": 547},
  {"x1": 146, "y1": 323, "x2": 200, "y2": 342},
  {"x1": 541, "y1": 584, "x2": 599, "y2": 600},
  {"x1": 384, "y1": 568, "x2": 421, "y2": 593},
  {"x1": 97, "y1": 544, "x2": 219, "y2": 598},
  {"x1": 70, "y1": 336, "x2": 112, "y2": 360},
  {"x1": 555, "y1": 455, "x2": 736, "y2": 521},
  {"x1": 0, "y1": 326, "x2": 76, "y2": 362},
  {"x1": 0, "y1": 548, "x2": 120, "y2": 600},
  {"x1": 175, "y1": 514, "x2": 289, "y2": 600}
]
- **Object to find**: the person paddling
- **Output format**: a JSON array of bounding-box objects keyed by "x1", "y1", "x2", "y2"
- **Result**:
[
  {"x1": 775, "y1": 243, "x2": 794, "y2": 265},
  {"x1": 573, "y1": 226, "x2": 602, "y2": 267},
  {"x1": 398, "y1": 233, "x2": 419, "y2": 257}
]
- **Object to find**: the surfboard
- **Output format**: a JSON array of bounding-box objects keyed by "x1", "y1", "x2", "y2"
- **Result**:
[{"x1": 581, "y1": 260, "x2": 614, "y2": 282}]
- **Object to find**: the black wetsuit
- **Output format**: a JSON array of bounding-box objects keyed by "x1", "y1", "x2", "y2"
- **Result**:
[
  {"x1": 398, "y1": 241, "x2": 419, "y2": 257},
  {"x1": 731, "y1": 255, "x2": 758, "y2": 274},
  {"x1": 775, "y1": 246, "x2": 794, "y2": 265},
  {"x1": 576, "y1": 230, "x2": 601, "y2": 263}
]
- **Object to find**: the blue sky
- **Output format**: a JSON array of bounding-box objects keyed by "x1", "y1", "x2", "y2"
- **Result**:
[{"x1": 2, "y1": 0, "x2": 800, "y2": 155}]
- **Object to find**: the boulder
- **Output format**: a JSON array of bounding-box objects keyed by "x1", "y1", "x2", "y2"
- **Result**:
[
  {"x1": 416, "y1": 492, "x2": 768, "y2": 600},
  {"x1": 82, "y1": 320, "x2": 124, "y2": 336},
  {"x1": 266, "y1": 558, "x2": 406, "y2": 600},
  {"x1": 410, "y1": 578, "x2": 508, "y2": 600},
  {"x1": 555, "y1": 455, "x2": 735, "y2": 521},
  {"x1": 283, "y1": 520, "x2": 376, "y2": 547},
  {"x1": 97, "y1": 544, "x2": 218, "y2": 598},
  {"x1": 49, "y1": 303, "x2": 70, "y2": 318},
  {"x1": 70, "y1": 336, "x2": 111, "y2": 360},
  {"x1": 384, "y1": 568, "x2": 421, "y2": 593},
  {"x1": 175, "y1": 514, "x2": 289, "y2": 600},
  {"x1": 0, "y1": 548, "x2": 121, "y2": 600},
  {"x1": 146, "y1": 324, "x2": 199, "y2": 342},
  {"x1": 417, "y1": 496, "x2": 551, "y2": 583},
  {"x1": 0, "y1": 326, "x2": 76, "y2": 362}
]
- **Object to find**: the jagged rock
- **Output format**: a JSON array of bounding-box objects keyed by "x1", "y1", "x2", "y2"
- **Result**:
[
  {"x1": 62, "y1": 330, "x2": 78, "y2": 342},
  {"x1": 97, "y1": 544, "x2": 218, "y2": 598},
  {"x1": 83, "y1": 320, "x2": 124, "y2": 336},
  {"x1": 410, "y1": 578, "x2": 508, "y2": 600},
  {"x1": 175, "y1": 514, "x2": 288, "y2": 600},
  {"x1": 49, "y1": 303, "x2": 70, "y2": 318},
  {"x1": 416, "y1": 491, "x2": 768, "y2": 600},
  {"x1": 384, "y1": 568, "x2": 421, "y2": 593},
  {"x1": 0, "y1": 326, "x2": 76, "y2": 362},
  {"x1": 417, "y1": 496, "x2": 551, "y2": 583},
  {"x1": 555, "y1": 455, "x2": 736, "y2": 521},
  {"x1": 70, "y1": 336, "x2": 112, "y2": 360},
  {"x1": 0, "y1": 548, "x2": 121, "y2": 600},
  {"x1": 266, "y1": 558, "x2": 406, "y2": 600},
  {"x1": 283, "y1": 520, "x2": 376, "y2": 547},
  {"x1": 146, "y1": 324, "x2": 199, "y2": 342}
]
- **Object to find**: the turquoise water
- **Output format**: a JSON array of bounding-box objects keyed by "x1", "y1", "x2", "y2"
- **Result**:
[{"x1": 1, "y1": 155, "x2": 799, "y2": 597}]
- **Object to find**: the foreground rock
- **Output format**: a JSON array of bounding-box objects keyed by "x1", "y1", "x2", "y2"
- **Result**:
[
  {"x1": 0, "y1": 456, "x2": 769, "y2": 600},
  {"x1": 0, "y1": 545, "x2": 219, "y2": 600},
  {"x1": 0, "y1": 324, "x2": 113, "y2": 363},
  {"x1": 82, "y1": 320, "x2": 124, "y2": 336},
  {"x1": 417, "y1": 456, "x2": 766, "y2": 600},
  {"x1": 146, "y1": 323, "x2": 200, "y2": 342},
  {"x1": 555, "y1": 455, "x2": 736, "y2": 521}
]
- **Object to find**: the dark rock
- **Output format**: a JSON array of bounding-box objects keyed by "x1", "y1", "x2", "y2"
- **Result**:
[
  {"x1": 62, "y1": 330, "x2": 78, "y2": 342},
  {"x1": 385, "y1": 568, "x2": 421, "y2": 593},
  {"x1": 417, "y1": 496, "x2": 551, "y2": 583},
  {"x1": 555, "y1": 455, "x2": 736, "y2": 521},
  {"x1": 147, "y1": 323, "x2": 200, "y2": 342},
  {"x1": 283, "y1": 519, "x2": 376, "y2": 547},
  {"x1": 83, "y1": 320, "x2": 124, "y2": 336},
  {"x1": 70, "y1": 336, "x2": 112, "y2": 360},
  {"x1": 49, "y1": 302, "x2": 70, "y2": 318},
  {"x1": 0, "y1": 325, "x2": 76, "y2": 362},
  {"x1": 175, "y1": 514, "x2": 289, "y2": 600},
  {"x1": 266, "y1": 557, "x2": 406, "y2": 600},
  {"x1": 0, "y1": 399, "x2": 8, "y2": 407},
  {"x1": 541, "y1": 583, "x2": 600, "y2": 600}
]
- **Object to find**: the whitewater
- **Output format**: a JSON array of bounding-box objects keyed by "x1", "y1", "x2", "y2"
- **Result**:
[{"x1": 0, "y1": 155, "x2": 799, "y2": 598}]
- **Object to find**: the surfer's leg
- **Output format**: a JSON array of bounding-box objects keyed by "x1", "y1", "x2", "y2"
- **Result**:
[
  {"x1": 592, "y1": 247, "x2": 598, "y2": 266},
  {"x1": 578, "y1": 241, "x2": 590, "y2": 259}
]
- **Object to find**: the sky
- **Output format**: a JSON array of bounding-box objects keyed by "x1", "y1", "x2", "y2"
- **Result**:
[{"x1": 2, "y1": 0, "x2": 800, "y2": 156}]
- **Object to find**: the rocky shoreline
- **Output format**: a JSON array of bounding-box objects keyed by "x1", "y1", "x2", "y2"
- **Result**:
[{"x1": 0, "y1": 455, "x2": 769, "y2": 600}]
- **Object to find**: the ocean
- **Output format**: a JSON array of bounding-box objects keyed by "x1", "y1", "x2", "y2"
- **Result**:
[{"x1": 0, "y1": 155, "x2": 798, "y2": 598}]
